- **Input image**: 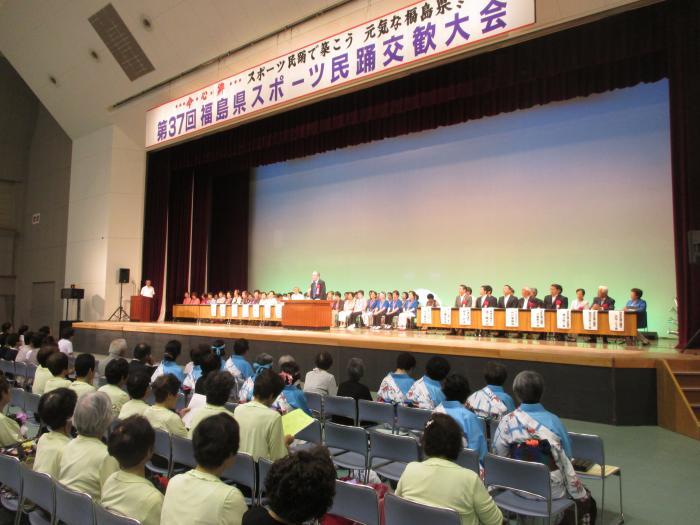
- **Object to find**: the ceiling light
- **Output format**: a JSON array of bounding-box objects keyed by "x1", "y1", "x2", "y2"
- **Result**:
[
  {"x1": 90, "y1": 49, "x2": 100, "y2": 61},
  {"x1": 141, "y1": 16, "x2": 152, "y2": 30},
  {"x1": 49, "y1": 75, "x2": 57, "y2": 85}
]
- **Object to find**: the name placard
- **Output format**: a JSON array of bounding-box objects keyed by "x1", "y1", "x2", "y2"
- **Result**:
[
  {"x1": 505, "y1": 308, "x2": 519, "y2": 328},
  {"x1": 440, "y1": 307, "x2": 452, "y2": 325},
  {"x1": 459, "y1": 307, "x2": 472, "y2": 326}
]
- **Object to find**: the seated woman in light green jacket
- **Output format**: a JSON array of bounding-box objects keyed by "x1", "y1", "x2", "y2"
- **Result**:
[
  {"x1": 34, "y1": 388, "x2": 76, "y2": 478},
  {"x1": 396, "y1": 413, "x2": 503, "y2": 525}
]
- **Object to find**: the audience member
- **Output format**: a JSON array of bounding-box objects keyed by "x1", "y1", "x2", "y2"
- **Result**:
[
  {"x1": 225, "y1": 338, "x2": 254, "y2": 392},
  {"x1": 466, "y1": 361, "x2": 516, "y2": 419},
  {"x1": 188, "y1": 371, "x2": 236, "y2": 437},
  {"x1": 0, "y1": 375, "x2": 23, "y2": 446},
  {"x1": 16, "y1": 332, "x2": 44, "y2": 366},
  {"x1": 195, "y1": 351, "x2": 222, "y2": 395},
  {"x1": 71, "y1": 353, "x2": 97, "y2": 398},
  {"x1": 32, "y1": 343, "x2": 59, "y2": 395},
  {"x1": 334, "y1": 357, "x2": 371, "y2": 425},
  {"x1": 99, "y1": 358, "x2": 130, "y2": 417},
  {"x1": 119, "y1": 371, "x2": 151, "y2": 419},
  {"x1": 150, "y1": 340, "x2": 185, "y2": 383},
  {"x1": 407, "y1": 356, "x2": 450, "y2": 409},
  {"x1": 0, "y1": 333, "x2": 20, "y2": 361},
  {"x1": 303, "y1": 351, "x2": 337, "y2": 396},
  {"x1": 183, "y1": 343, "x2": 211, "y2": 391},
  {"x1": 57, "y1": 327, "x2": 74, "y2": 355},
  {"x1": 238, "y1": 353, "x2": 274, "y2": 402},
  {"x1": 130, "y1": 343, "x2": 156, "y2": 377},
  {"x1": 43, "y1": 351, "x2": 72, "y2": 393},
  {"x1": 143, "y1": 374, "x2": 188, "y2": 437},
  {"x1": 377, "y1": 352, "x2": 416, "y2": 404},
  {"x1": 34, "y1": 388, "x2": 77, "y2": 477},
  {"x1": 273, "y1": 361, "x2": 310, "y2": 415},
  {"x1": 98, "y1": 338, "x2": 128, "y2": 376}
]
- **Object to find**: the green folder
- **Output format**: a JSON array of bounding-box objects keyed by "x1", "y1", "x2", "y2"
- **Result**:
[{"x1": 281, "y1": 408, "x2": 314, "y2": 437}]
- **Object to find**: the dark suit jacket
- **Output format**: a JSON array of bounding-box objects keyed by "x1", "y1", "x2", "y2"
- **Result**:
[
  {"x1": 477, "y1": 295, "x2": 498, "y2": 308},
  {"x1": 518, "y1": 297, "x2": 543, "y2": 309},
  {"x1": 592, "y1": 296, "x2": 615, "y2": 310},
  {"x1": 543, "y1": 295, "x2": 569, "y2": 309},
  {"x1": 498, "y1": 295, "x2": 519, "y2": 309},
  {"x1": 310, "y1": 279, "x2": 326, "y2": 300},
  {"x1": 454, "y1": 295, "x2": 473, "y2": 308}
]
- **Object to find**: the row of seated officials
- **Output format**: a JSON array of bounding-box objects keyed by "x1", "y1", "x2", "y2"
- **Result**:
[{"x1": 0, "y1": 337, "x2": 598, "y2": 524}]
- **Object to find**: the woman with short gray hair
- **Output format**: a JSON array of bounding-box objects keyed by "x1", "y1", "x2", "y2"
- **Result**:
[
  {"x1": 334, "y1": 358, "x2": 372, "y2": 425},
  {"x1": 58, "y1": 392, "x2": 119, "y2": 500},
  {"x1": 97, "y1": 338, "x2": 128, "y2": 376}
]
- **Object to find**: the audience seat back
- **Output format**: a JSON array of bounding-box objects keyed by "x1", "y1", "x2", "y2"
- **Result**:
[
  {"x1": 384, "y1": 493, "x2": 461, "y2": 525},
  {"x1": 95, "y1": 504, "x2": 141, "y2": 525},
  {"x1": 328, "y1": 479, "x2": 380, "y2": 525},
  {"x1": 324, "y1": 396, "x2": 356, "y2": 424},
  {"x1": 55, "y1": 482, "x2": 95, "y2": 525}
]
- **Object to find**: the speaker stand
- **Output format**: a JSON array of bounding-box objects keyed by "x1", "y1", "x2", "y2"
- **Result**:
[{"x1": 108, "y1": 282, "x2": 130, "y2": 321}]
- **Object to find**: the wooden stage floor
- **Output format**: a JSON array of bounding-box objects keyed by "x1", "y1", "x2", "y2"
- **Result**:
[{"x1": 73, "y1": 321, "x2": 696, "y2": 370}]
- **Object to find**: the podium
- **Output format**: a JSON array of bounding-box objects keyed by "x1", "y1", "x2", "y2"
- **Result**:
[
  {"x1": 281, "y1": 300, "x2": 332, "y2": 329},
  {"x1": 130, "y1": 296, "x2": 154, "y2": 322}
]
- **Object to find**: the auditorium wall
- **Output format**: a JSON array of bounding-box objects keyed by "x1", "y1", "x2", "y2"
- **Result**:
[{"x1": 250, "y1": 80, "x2": 675, "y2": 333}]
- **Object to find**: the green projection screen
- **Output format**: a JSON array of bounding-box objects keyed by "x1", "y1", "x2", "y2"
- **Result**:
[{"x1": 250, "y1": 81, "x2": 675, "y2": 334}]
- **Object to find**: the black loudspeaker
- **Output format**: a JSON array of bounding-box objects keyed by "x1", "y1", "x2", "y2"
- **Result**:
[{"x1": 118, "y1": 268, "x2": 130, "y2": 284}]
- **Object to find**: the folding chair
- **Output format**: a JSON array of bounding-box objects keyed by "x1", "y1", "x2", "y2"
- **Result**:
[
  {"x1": 9, "y1": 388, "x2": 24, "y2": 412},
  {"x1": 220, "y1": 452, "x2": 256, "y2": 505},
  {"x1": 396, "y1": 405, "x2": 431, "y2": 434},
  {"x1": 24, "y1": 393, "x2": 41, "y2": 424},
  {"x1": 323, "y1": 396, "x2": 356, "y2": 425},
  {"x1": 328, "y1": 479, "x2": 380, "y2": 525},
  {"x1": 456, "y1": 448, "x2": 480, "y2": 475},
  {"x1": 0, "y1": 453, "x2": 22, "y2": 522},
  {"x1": 54, "y1": 483, "x2": 95, "y2": 525},
  {"x1": 225, "y1": 402, "x2": 237, "y2": 413},
  {"x1": 175, "y1": 393, "x2": 187, "y2": 411},
  {"x1": 384, "y1": 493, "x2": 461, "y2": 525},
  {"x1": 144, "y1": 392, "x2": 155, "y2": 406},
  {"x1": 19, "y1": 466, "x2": 55, "y2": 525},
  {"x1": 304, "y1": 392, "x2": 323, "y2": 418},
  {"x1": 145, "y1": 429, "x2": 172, "y2": 477},
  {"x1": 291, "y1": 419, "x2": 322, "y2": 452},
  {"x1": 358, "y1": 400, "x2": 395, "y2": 432},
  {"x1": 95, "y1": 505, "x2": 141, "y2": 525},
  {"x1": 13, "y1": 362, "x2": 27, "y2": 383},
  {"x1": 569, "y1": 431, "x2": 624, "y2": 524},
  {"x1": 484, "y1": 453, "x2": 576, "y2": 525},
  {"x1": 323, "y1": 422, "x2": 369, "y2": 478},
  {"x1": 368, "y1": 431, "x2": 420, "y2": 481},
  {"x1": 25, "y1": 364, "x2": 37, "y2": 381},
  {"x1": 0, "y1": 360, "x2": 15, "y2": 382},
  {"x1": 170, "y1": 435, "x2": 197, "y2": 475},
  {"x1": 257, "y1": 457, "x2": 273, "y2": 505}
]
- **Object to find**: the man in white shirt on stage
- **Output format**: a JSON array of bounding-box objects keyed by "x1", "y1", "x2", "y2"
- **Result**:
[{"x1": 140, "y1": 280, "x2": 155, "y2": 298}]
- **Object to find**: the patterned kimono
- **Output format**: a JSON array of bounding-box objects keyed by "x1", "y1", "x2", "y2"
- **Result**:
[
  {"x1": 183, "y1": 365, "x2": 202, "y2": 391},
  {"x1": 377, "y1": 373, "x2": 415, "y2": 404},
  {"x1": 273, "y1": 385, "x2": 311, "y2": 415},
  {"x1": 467, "y1": 385, "x2": 516, "y2": 419},
  {"x1": 493, "y1": 407, "x2": 586, "y2": 500},
  {"x1": 406, "y1": 376, "x2": 445, "y2": 410},
  {"x1": 434, "y1": 401, "x2": 488, "y2": 461},
  {"x1": 225, "y1": 355, "x2": 254, "y2": 393},
  {"x1": 238, "y1": 363, "x2": 271, "y2": 403}
]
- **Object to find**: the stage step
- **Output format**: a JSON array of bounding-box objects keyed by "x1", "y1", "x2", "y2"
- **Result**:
[
  {"x1": 682, "y1": 387, "x2": 700, "y2": 404},
  {"x1": 657, "y1": 360, "x2": 700, "y2": 441},
  {"x1": 674, "y1": 371, "x2": 700, "y2": 388}
]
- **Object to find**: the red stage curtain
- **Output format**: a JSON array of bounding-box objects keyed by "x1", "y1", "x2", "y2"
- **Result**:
[
  {"x1": 164, "y1": 171, "x2": 193, "y2": 320},
  {"x1": 189, "y1": 170, "x2": 211, "y2": 295}
]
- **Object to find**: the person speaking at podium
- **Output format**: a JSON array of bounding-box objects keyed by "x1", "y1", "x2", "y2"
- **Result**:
[
  {"x1": 309, "y1": 271, "x2": 326, "y2": 300},
  {"x1": 140, "y1": 279, "x2": 155, "y2": 298}
]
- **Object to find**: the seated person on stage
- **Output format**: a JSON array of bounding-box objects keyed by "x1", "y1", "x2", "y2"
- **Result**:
[
  {"x1": 34, "y1": 387, "x2": 77, "y2": 477},
  {"x1": 195, "y1": 352, "x2": 222, "y2": 395},
  {"x1": 529, "y1": 287, "x2": 545, "y2": 308},
  {"x1": 334, "y1": 358, "x2": 372, "y2": 425},
  {"x1": 347, "y1": 290, "x2": 368, "y2": 329},
  {"x1": 434, "y1": 374, "x2": 487, "y2": 461},
  {"x1": 590, "y1": 285, "x2": 616, "y2": 343},
  {"x1": 143, "y1": 374, "x2": 188, "y2": 437},
  {"x1": 466, "y1": 362, "x2": 516, "y2": 419},
  {"x1": 383, "y1": 290, "x2": 402, "y2": 329},
  {"x1": 571, "y1": 288, "x2": 590, "y2": 310},
  {"x1": 150, "y1": 340, "x2": 185, "y2": 384},
  {"x1": 407, "y1": 356, "x2": 450, "y2": 410},
  {"x1": 398, "y1": 290, "x2": 419, "y2": 329},
  {"x1": 337, "y1": 291, "x2": 355, "y2": 326},
  {"x1": 518, "y1": 287, "x2": 535, "y2": 309},
  {"x1": 396, "y1": 413, "x2": 503, "y2": 525},
  {"x1": 544, "y1": 283, "x2": 569, "y2": 310},
  {"x1": 625, "y1": 287, "x2": 647, "y2": 328},
  {"x1": 232, "y1": 289, "x2": 242, "y2": 305},
  {"x1": 44, "y1": 351, "x2": 72, "y2": 393},
  {"x1": 290, "y1": 287, "x2": 305, "y2": 300},
  {"x1": 455, "y1": 284, "x2": 474, "y2": 308},
  {"x1": 118, "y1": 371, "x2": 151, "y2": 419},
  {"x1": 325, "y1": 291, "x2": 334, "y2": 301},
  {"x1": 98, "y1": 338, "x2": 128, "y2": 377},
  {"x1": 58, "y1": 392, "x2": 119, "y2": 501},
  {"x1": 378, "y1": 352, "x2": 416, "y2": 404},
  {"x1": 225, "y1": 291, "x2": 233, "y2": 305},
  {"x1": 71, "y1": 353, "x2": 97, "y2": 398},
  {"x1": 183, "y1": 343, "x2": 211, "y2": 391},
  {"x1": 251, "y1": 290, "x2": 262, "y2": 304},
  {"x1": 234, "y1": 369, "x2": 291, "y2": 462},
  {"x1": 370, "y1": 291, "x2": 388, "y2": 330},
  {"x1": 216, "y1": 291, "x2": 226, "y2": 304},
  {"x1": 103, "y1": 416, "x2": 163, "y2": 525},
  {"x1": 242, "y1": 447, "x2": 336, "y2": 525},
  {"x1": 476, "y1": 285, "x2": 497, "y2": 308},
  {"x1": 162, "y1": 414, "x2": 247, "y2": 525},
  {"x1": 188, "y1": 371, "x2": 236, "y2": 437},
  {"x1": 182, "y1": 291, "x2": 191, "y2": 304},
  {"x1": 330, "y1": 291, "x2": 343, "y2": 310},
  {"x1": 498, "y1": 285, "x2": 519, "y2": 309},
  {"x1": 493, "y1": 370, "x2": 594, "y2": 520},
  {"x1": 225, "y1": 338, "x2": 254, "y2": 392},
  {"x1": 274, "y1": 361, "x2": 311, "y2": 416},
  {"x1": 0, "y1": 375, "x2": 25, "y2": 446},
  {"x1": 99, "y1": 358, "x2": 130, "y2": 417},
  {"x1": 241, "y1": 290, "x2": 251, "y2": 304},
  {"x1": 189, "y1": 292, "x2": 201, "y2": 305},
  {"x1": 362, "y1": 290, "x2": 380, "y2": 327},
  {"x1": 303, "y1": 351, "x2": 337, "y2": 397},
  {"x1": 425, "y1": 293, "x2": 439, "y2": 307},
  {"x1": 130, "y1": 342, "x2": 156, "y2": 377},
  {"x1": 239, "y1": 353, "x2": 274, "y2": 402},
  {"x1": 32, "y1": 343, "x2": 58, "y2": 395}
]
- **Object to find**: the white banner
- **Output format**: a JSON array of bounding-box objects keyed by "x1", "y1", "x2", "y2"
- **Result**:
[
  {"x1": 482, "y1": 307, "x2": 495, "y2": 327},
  {"x1": 242, "y1": 304, "x2": 250, "y2": 318},
  {"x1": 210, "y1": 303, "x2": 217, "y2": 316},
  {"x1": 219, "y1": 303, "x2": 227, "y2": 317},
  {"x1": 146, "y1": 1, "x2": 536, "y2": 147},
  {"x1": 252, "y1": 304, "x2": 261, "y2": 318},
  {"x1": 609, "y1": 310, "x2": 625, "y2": 332},
  {"x1": 459, "y1": 307, "x2": 472, "y2": 326},
  {"x1": 275, "y1": 303, "x2": 283, "y2": 319},
  {"x1": 556, "y1": 309, "x2": 571, "y2": 330},
  {"x1": 264, "y1": 304, "x2": 272, "y2": 319},
  {"x1": 582, "y1": 309, "x2": 598, "y2": 331},
  {"x1": 505, "y1": 308, "x2": 519, "y2": 328},
  {"x1": 530, "y1": 308, "x2": 545, "y2": 329},
  {"x1": 420, "y1": 307, "x2": 433, "y2": 324},
  {"x1": 440, "y1": 307, "x2": 452, "y2": 325},
  {"x1": 231, "y1": 304, "x2": 238, "y2": 318}
]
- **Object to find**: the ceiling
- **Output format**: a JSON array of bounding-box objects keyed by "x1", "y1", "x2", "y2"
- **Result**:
[{"x1": 0, "y1": 0, "x2": 345, "y2": 139}]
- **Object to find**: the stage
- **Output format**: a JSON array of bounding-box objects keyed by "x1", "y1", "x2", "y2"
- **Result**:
[{"x1": 73, "y1": 321, "x2": 699, "y2": 426}]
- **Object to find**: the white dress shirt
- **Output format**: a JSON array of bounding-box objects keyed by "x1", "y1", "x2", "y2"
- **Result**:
[{"x1": 140, "y1": 286, "x2": 155, "y2": 298}]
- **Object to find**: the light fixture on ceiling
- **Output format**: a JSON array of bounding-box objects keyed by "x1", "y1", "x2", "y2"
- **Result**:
[
  {"x1": 90, "y1": 49, "x2": 100, "y2": 61},
  {"x1": 49, "y1": 75, "x2": 57, "y2": 85},
  {"x1": 141, "y1": 16, "x2": 152, "y2": 30}
]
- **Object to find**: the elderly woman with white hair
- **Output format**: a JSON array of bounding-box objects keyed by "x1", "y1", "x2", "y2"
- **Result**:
[
  {"x1": 97, "y1": 338, "x2": 128, "y2": 377},
  {"x1": 58, "y1": 391, "x2": 119, "y2": 500},
  {"x1": 493, "y1": 371, "x2": 596, "y2": 523}
]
